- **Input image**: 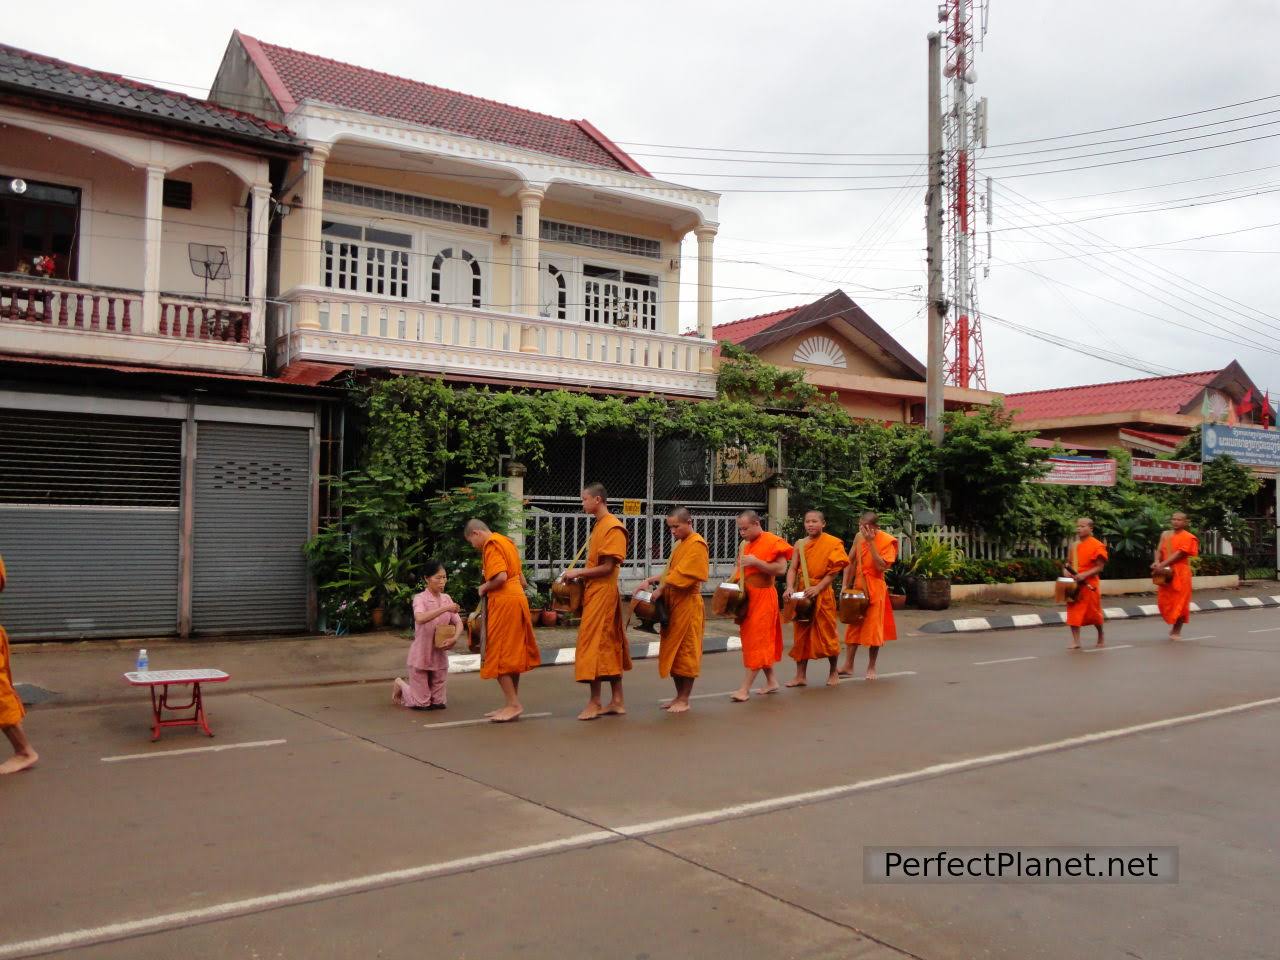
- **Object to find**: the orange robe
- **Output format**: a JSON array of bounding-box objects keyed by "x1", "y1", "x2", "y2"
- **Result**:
[
  {"x1": 1066, "y1": 536, "x2": 1108, "y2": 627},
  {"x1": 0, "y1": 555, "x2": 23, "y2": 728},
  {"x1": 658, "y1": 532, "x2": 709, "y2": 679},
  {"x1": 575, "y1": 512, "x2": 632, "y2": 682},
  {"x1": 738, "y1": 531, "x2": 793, "y2": 670},
  {"x1": 479, "y1": 533, "x2": 541, "y2": 680},
  {"x1": 789, "y1": 533, "x2": 848, "y2": 661},
  {"x1": 1157, "y1": 530, "x2": 1199, "y2": 626},
  {"x1": 845, "y1": 531, "x2": 898, "y2": 647}
]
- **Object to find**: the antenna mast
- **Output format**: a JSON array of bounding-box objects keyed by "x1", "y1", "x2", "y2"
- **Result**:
[{"x1": 940, "y1": 0, "x2": 989, "y2": 390}]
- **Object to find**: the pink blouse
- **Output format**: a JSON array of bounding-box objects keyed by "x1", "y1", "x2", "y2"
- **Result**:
[{"x1": 409, "y1": 589, "x2": 462, "y2": 671}]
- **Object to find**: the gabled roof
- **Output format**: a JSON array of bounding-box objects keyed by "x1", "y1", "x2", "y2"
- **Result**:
[
  {"x1": 233, "y1": 32, "x2": 649, "y2": 176},
  {"x1": 1004, "y1": 361, "x2": 1279, "y2": 423},
  {"x1": 712, "y1": 290, "x2": 926, "y2": 381},
  {"x1": 0, "y1": 42, "x2": 298, "y2": 148}
]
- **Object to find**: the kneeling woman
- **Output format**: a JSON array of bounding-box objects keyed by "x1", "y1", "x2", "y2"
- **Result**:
[{"x1": 394, "y1": 560, "x2": 461, "y2": 710}]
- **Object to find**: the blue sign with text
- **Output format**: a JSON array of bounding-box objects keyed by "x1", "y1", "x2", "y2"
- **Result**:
[{"x1": 1202, "y1": 424, "x2": 1280, "y2": 469}]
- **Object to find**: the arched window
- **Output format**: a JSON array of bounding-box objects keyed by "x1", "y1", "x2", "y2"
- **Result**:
[
  {"x1": 540, "y1": 263, "x2": 567, "y2": 320},
  {"x1": 792, "y1": 335, "x2": 848, "y2": 368},
  {"x1": 430, "y1": 247, "x2": 483, "y2": 308}
]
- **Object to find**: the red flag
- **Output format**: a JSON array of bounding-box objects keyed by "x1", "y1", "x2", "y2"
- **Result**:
[
  {"x1": 1234, "y1": 388, "x2": 1255, "y2": 417},
  {"x1": 1263, "y1": 391, "x2": 1273, "y2": 428}
]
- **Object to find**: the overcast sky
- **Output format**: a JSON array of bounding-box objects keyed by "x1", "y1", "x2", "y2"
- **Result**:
[{"x1": 14, "y1": 1, "x2": 1280, "y2": 394}]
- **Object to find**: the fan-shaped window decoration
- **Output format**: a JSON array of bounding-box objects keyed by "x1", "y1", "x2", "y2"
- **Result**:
[
  {"x1": 431, "y1": 248, "x2": 483, "y2": 308},
  {"x1": 792, "y1": 335, "x2": 847, "y2": 368}
]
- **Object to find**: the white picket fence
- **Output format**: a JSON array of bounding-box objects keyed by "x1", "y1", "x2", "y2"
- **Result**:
[
  {"x1": 894, "y1": 526, "x2": 1066, "y2": 562},
  {"x1": 894, "y1": 525, "x2": 1227, "y2": 562}
]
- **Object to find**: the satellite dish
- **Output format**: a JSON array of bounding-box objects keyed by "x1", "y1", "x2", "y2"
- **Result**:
[
  {"x1": 964, "y1": 67, "x2": 978, "y2": 83},
  {"x1": 187, "y1": 242, "x2": 231, "y2": 297}
]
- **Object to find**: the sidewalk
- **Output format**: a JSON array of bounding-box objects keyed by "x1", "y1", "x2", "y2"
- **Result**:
[{"x1": 11, "y1": 583, "x2": 1272, "y2": 708}]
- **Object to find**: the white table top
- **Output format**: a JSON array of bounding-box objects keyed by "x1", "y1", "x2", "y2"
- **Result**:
[{"x1": 123, "y1": 669, "x2": 230, "y2": 686}]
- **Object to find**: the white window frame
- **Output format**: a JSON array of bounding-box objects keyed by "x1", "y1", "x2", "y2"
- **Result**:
[
  {"x1": 320, "y1": 215, "x2": 412, "y2": 300},
  {"x1": 423, "y1": 232, "x2": 491, "y2": 310},
  {"x1": 581, "y1": 260, "x2": 660, "y2": 331}
]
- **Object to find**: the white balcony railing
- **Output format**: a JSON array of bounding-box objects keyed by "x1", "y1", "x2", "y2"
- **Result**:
[{"x1": 283, "y1": 287, "x2": 717, "y2": 398}]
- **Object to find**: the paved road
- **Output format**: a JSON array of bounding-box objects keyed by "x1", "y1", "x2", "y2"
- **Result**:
[{"x1": 4, "y1": 608, "x2": 1279, "y2": 959}]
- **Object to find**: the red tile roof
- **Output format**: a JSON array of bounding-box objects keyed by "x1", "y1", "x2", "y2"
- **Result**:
[
  {"x1": 1005, "y1": 371, "x2": 1218, "y2": 421},
  {"x1": 237, "y1": 32, "x2": 649, "y2": 176},
  {"x1": 709, "y1": 306, "x2": 804, "y2": 345}
]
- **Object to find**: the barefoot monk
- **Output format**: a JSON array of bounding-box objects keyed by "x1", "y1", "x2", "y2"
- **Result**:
[
  {"x1": 1066, "y1": 517, "x2": 1108, "y2": 650},
  {"x1": 839, "y1": 512, "x2": 898, "y2": 680},
  {"x1": 1153, "y1": 512, "x2": 1198, "y2": 641},
  {"x1": 464, "y1": 520, "x2": 541, "y2": 722},
  {"x1": 1, "y1": 554, "x2": 38, "y2": 775},
  {"x1": 785, "y1": 510, "x2": 847, "y2": 689},
  {"x1": 729, "y1": 511, "x2": 793, "y2": 702},
  {"x1": 639, "y1": 507, "x2": 709, "y2": 714},
  {"x1": 562, "y1": 483, "x2": 631, "y2": 720}
]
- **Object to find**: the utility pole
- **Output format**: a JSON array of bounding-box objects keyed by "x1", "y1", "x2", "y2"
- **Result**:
[{"x1": 925, "y1": 31, "x2": 945, "y2": 444}]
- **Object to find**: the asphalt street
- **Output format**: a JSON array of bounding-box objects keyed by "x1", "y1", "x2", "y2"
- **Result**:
[{"x1": 4, "y1": 607, "x2": 1278, "y2": 960}]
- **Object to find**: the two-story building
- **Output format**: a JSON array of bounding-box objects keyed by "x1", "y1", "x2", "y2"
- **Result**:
[
  {"x1": 0, "y1": 43, "x2": 337, "y2": 641},
  {"x1": 210, "y1": 31, "x2": 722, "y2": 400}
]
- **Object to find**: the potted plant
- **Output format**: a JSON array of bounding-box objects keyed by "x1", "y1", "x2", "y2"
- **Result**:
[
  {"x1": 325, "y1": 540, "x2": 425, "y2": 629},
  {"x1": 906, "y1": 533, "x2": 961, "y2": 610},
  {"x1": 884, "y1": 562, "x2": 910, "y2": 610}
]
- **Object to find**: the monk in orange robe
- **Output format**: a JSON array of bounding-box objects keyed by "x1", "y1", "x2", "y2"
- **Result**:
[
  {"x1": 785, "y1": 510, "x2": 847, "y2": 688},
  {"x1": 561, "y1": 483, "x2": 631, "y2": 720},
  {"x1": 464, "y1": 520, "x2": 541, "y2": 722},
  {"x1": 1066, "y1": 517, "x2": 1109, "y2": 649},
  {"x1": 639, "y1": 507, "x2": 709, "y2": 713},
  {"x1": 1, "y1": 554, "x2": 39, "y2": 774},
  {"x1": 840, "y1": 512, "x2": 898, "y2": 680},
  {"x1": 1153, "y1": 512, "x2": 1199, "y2": 641},
  {"x1": 730, "y1": 510, "x2": 793, "y2": 702}
]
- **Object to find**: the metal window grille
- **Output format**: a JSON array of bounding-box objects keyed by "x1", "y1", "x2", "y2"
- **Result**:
[{"x1": 324, "y1": 180, "x2": 489, "y2": 228}]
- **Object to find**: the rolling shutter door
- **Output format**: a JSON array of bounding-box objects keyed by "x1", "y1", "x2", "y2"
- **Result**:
[
  {"x1": 192, "y1": 422, "x2": 311, "y2": 633},
  {"x1": 0, "y1": 409, "x2": 181, "y2": 639}
]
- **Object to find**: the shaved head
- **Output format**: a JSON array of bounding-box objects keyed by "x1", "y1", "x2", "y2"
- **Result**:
[
  {"x1": 738, "y1": 510, "x2": 761, "y2": 524},
  {"x1": 860, "y1": 511, "x2": 878, "y2": 524},
  {"x1": 463, "y1": 518, "x2": 490, "y2": 535},
  {"x1": 668, "y1": 507, "x2": 692, "y2": 523},
  {"x1": 583, "y1": 482, "x2": 607, "y2": 501}
]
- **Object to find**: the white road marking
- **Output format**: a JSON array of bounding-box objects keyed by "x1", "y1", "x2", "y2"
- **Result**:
[
  {"x1": 614, "y1": 695, "x2": 1280, "y2": 838},
  {"x1": 725, "y1": 636, "x2": 742, "y2": 651},
  {"x1": 1082, "y1": 644, "x2": 1133, "y2": 653},
  {"x1": 973, "y1": 656, "x2": 1037, "y2": 666},
  {"x1": 1010, "y1": 614, "x2": 1044, "y2": 627},
  {"x1": 1212, "y1": 598, "x2": 1235, "y2": 609},
  {"x1": 839, "y1": 670, "x2": 917, "y2": 682},
  {"x1": 1137, "y1": 604, "x2": 1160, "y2": 616},
  {"x1": 1177, "y1": 635, "x2": 1215, "y2": 642},
  {"x1": 100, "y1": 740, "x2": 287, "y2": 763},
  {"x1": 554, "y1": 647, "x2": 576, "y2": 665},
  {"x1": 1248, "y1": 626, "x2": 1280, "y2": 634},
  {"x1": 1242, "y1": 597, "x2": 1264, "y2": 607},
  {"x1": 423, "y1": 712, "x2": 553, "y2": 729},
  {"x1": 645, "y1": 641, "x2": 661, "y2": 658},
  {"x1": 951, "y1": 617, "x2": 992, "y2": 632},
  {"x1": 1103, "y1": 608, "x2": 1129, "y2": 619},
  {"x1": 0, "y1": 830, "x2": 617, "y2": 960},
  {"x1": 13, "y1": 697, "x2": 1280, "y2": 959}
]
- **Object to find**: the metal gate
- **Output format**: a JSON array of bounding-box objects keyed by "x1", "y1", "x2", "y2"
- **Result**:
[
  {"x1": 191, "y1": 422, "x2": 311, "y2": 633},
  {"x1": 0, "y1": 409, "x2": 181, "y2": 639},
  {"x1": 523, "y1": 432, "x2": 767, "y2": 583}
]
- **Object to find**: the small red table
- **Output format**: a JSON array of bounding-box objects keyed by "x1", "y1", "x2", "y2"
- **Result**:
[{"x1": 123, "y1": 669, "x2": 230, "y2": 741}]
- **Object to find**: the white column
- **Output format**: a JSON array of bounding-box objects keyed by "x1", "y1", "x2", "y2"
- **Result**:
[
  {"x1": 517, "y1": 186, "x2": 544, "y2": 353},
  {"x1": 248, "y1": 182, "x2": 271, "y2": 349},
  {"x1": 766, "y1": 479, "x2": 788, "y2": 535},
  {"x1": 142, "y1": 165, "x2": 165, "y2": 334},
  {"x1": 297, "y1": 145, "x2": 329, "y2": 330},
  {"x1": 506, "y1": 462, "x2": 527, "y2": 551},
  {"x1": 694, "y1": 224, "x2": 717, "y2": 372}
]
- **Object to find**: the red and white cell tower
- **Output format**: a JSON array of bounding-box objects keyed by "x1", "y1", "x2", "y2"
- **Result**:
[{"x1": 940, "y1": 0, "x2": 990, "y2": 390}]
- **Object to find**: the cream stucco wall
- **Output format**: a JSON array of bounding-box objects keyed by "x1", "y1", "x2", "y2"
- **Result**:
[
  {"x1": 283, "y1": 155, "x2": 686, "y2": 332},
  {"x1": 2, "y1": 124, "x2": 251, "y2": 298}
]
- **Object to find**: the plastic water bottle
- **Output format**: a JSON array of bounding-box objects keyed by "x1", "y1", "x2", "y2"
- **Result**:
[{"x1": 136, "y1": 648, "x2": 149, "y2": 672}]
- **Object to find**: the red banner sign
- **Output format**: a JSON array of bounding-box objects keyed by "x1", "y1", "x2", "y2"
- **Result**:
[
  {"x1": 1131, "y1": 458, "x2": 1202, "y2": 486},
  {"x1": 1035, "y1": 457, "x2": 1118, "y2": 487}
]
